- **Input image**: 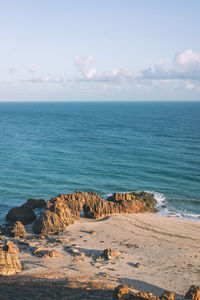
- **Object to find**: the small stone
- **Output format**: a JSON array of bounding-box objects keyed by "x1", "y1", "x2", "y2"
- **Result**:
[
  {"x1": 161, "y1": 291, "x2": 174, "y2": 300},
  {"x1": 33, "y1": 247, "x2": 50, "y2": 256},
  {"x1": 134, "y1": 262, "x2": 143, "y2": 268},
  {"x1": 43, "y1": 250, "x2": 62, "y2": 258},
  {"x1": 102, "y1": 248, "x2": 119, "y2": 260}
]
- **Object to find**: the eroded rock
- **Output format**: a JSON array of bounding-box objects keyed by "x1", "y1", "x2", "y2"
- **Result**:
[
  {"x1": 10, "y1": 221, "x2": 27, "y2": 238},
  {"x1": 26, "y1": 198, "x2": 46, "y2": 209},
  {"x1": 33, "y1": 197, "x2": 74, "y2": 235},
  {"x1": 6, "y1": 204, "x2": 36, "y2": 225},
  {"x1": 113, "y1": 285, "x2": 174, "y2": 300},
  {"x1": 31, "y1": 191, "x2": 157, "y2": 235},
  {"x1": 103, "y1": 248, "x2": 119, "y2": 260},
  {"x1": 184, "y1": 286, "x2": 200, "y2": 300},
  {"x1": 33, "y1": 247, "x2": 62, "y2": 258},
  {"x1": 0, "y1": 241, "x2": 21, "y2": 275}
]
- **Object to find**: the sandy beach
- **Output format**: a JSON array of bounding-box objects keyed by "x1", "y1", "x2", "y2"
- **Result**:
[{"x1": 1, "y1": 213, "x2": 199, "y2": 298}]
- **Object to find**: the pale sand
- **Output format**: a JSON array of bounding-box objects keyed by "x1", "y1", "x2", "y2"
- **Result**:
[{"x1": 18, "y1": 214, "x2": 200, "y2": 296}]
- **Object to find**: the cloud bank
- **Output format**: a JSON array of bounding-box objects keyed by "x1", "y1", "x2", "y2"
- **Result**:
[
  {"x1": 11, "y1": 49, "x2": 200, "y2": 98},
  {"x1": 74, "y1": 50, "x2": 200, "y2": 92}
]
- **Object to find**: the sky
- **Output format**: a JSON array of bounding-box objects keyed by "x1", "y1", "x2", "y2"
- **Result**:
[{"x1": 0, "y1": 0, "x2": 200, "y2": 101}]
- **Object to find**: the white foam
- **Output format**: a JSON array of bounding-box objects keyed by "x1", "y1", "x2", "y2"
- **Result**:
[
  {"x1": 144, "y1": 190, "x2": 166, "y2": 209},
  {"x1": 102, "y1": 193, "x2": 113, "y2": 199}
]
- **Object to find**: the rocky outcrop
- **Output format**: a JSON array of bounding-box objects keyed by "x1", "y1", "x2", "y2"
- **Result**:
[
  {"x1": 0, "y1": 241, "x2": 21, "y2": 275},
  {"x1": 5, "y1": 198, "x2": 47, "y2": 225},
  {"x1": 32, "y1": 191, "x2": 157, "y2": 235},
  {"x1": 26, "y1": 198, "x2": 46, "y2": 209},
  {"x1": 10, "y1": 221, "x2": 27, "y2": 238},
  {"x1": 84, "y1": 192, "x2": 157, "y2": 219},
  {"x1": 33, "y1": 196, "x2": 75, "y2": 235},
  {"x1": 6, "y1": 204, "x2": 36, "y2": 225},
  {"x1": 33, "y1": 191, "x2": 98, "y2": 235},
  {"x1": 184, "y1": 286, "x2": 200, "y2": 300},
  {"x1": 113, "y1": 285, "x2": 174, "y2": 300},
  {"x1": 107, "y1": 192, "x2": 157, "y2": 213}
]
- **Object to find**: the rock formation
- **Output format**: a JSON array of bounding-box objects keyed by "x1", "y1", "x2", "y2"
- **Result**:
[
  {"x1": 113, "y1": 285, "x2": 174, "y2": 300},
  {"x1": 26, "y1": 198, "x2": 46, "y2": 209},
  {"x1": 184, "y1": 286, "x2": 200, "y2": 300},
  {"x1": 84, "y1": 191, "x2": 157, "y2": 219},
  {"x1": 102, "y1": 248, "x2": 119, "y2": 260},
  {"x1": 10, "y1": 221, "x2": 27, "y2": 238},
  {"x1": 6, "y1": 204, "x2": 36, "y2": 225},
  {"x1": 0, "y1": 241, "x2": 21, "y2": 275},
  {"x1": 32, "y1": 191, "x2": 157, "y2": 235},
  {"x1": 6, "y1": 198, "x2": 46, "y2": 225},
  {"x1": 33, "y1": 191, "x2": 97, "y2": 234}
]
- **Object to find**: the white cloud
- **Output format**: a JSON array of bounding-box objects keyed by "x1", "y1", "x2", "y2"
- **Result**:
[
  {"x1": 22, "y1": 75, "x2": 63, "y2": 84},
  {"x1": 75, "y1": 56, "x2": 97, "y2": 79},
  {"x1": 75, "y1": 56, "x2": 138, "y2": 84},
  {"x1": 142, "y1": 49, "x2": 200, "y2": 80},
  {"x1": 9, "y1": 67, "x2": 17, "y2": 75},
  {"x1": 74, "y1": 50, "x2": 200, "y2": 95},
  {"x1": 27, "y1": 67, "x2": 37, "y2": 73}
]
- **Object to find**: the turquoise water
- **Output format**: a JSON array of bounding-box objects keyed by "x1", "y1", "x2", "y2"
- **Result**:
[{"x1": 0, "y1": 101, "x2": 200, "y2": 222}]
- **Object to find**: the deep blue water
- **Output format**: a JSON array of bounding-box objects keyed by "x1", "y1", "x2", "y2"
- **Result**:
[{"x1": 0, "y1": 101, "x2": 200, "y2": 222}]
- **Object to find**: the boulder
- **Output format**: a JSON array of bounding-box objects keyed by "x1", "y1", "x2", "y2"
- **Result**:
[
  {"x1": 113, "y1": 285, "x2": 174, "y2": 300},
  {"x1": 33, "y1": 191, "x2": 99, "y2": 235},
  {"x1": 113, "y1": 285, "x2": 136, "y2": 299},
  {"x1": 6, "y1": 204, "x2": 36, "y2": 225},
  {"x1": 33, "y1": 247, "x2": 62, "y2": 258},
  {"x1": 33, "y1": 196, "x2": 74, "y2": 235},
  {"x1": 0, "y1": 242, "x2": 21, "y2": 275},
  {"x1": 3, "y1": 241, "x2": 19, "y2": 254},
  {"x1": 160, "y1": 292, "x2": 174, "y2": 300},
  {"x1": 102, "y1": 249, "x2": 119, "y2": 260},
  {"x1": 184, "y1": 286, "x2": 200, "y2": 300},
  {"x1": 25, "y1": 198, "x2": 46, "y2": 209},
  {"x1": 107, "y1": 192, "x2": 157, "y2": 213},
  {"x1": 43, "y1": 250, "x2": 62, "y2": 258},
  {"x1": 10, "y1": 221, "x2": 27, "y2": 238}
]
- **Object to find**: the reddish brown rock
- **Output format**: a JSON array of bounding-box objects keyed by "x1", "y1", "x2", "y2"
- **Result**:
[
  {"x1": 160, "y1": 291, "x2": 174, "y2": 300},
  {"x1": 6, "y1": 204, "x2": 36, "y2": 225},
  {"x1": 84, "y1": 192, "x2": 157, "y2": 219},
  {"x1": 33, "y1": 196, "x2": 74, "y2": 235},
  {"x1": 10, "y1": 221, "x2": 27, "y2": 238},
  {"x1": 113, "y1": 285, "x2": 135, "y2": 299},
  {"x1": 33, "y1": 191, "x2": 99, "y2": 235},
  {"x1": 184, "y1": 286, "x2": 200, "y2": 300},
  {"x1": 33, "y1": 247, "x2": 62, "y2": 258},
  {"x1": 0, "y1": 242, "x2": 21, "y2": 275},
  {"x1": 4, "y1": 241, "x2": 19, "y2": 254},
  {"x1": 113, "y1": 285, "x2": 174, "y2": 300},
  {"x1": 102, "y1": 249, "x2": 119, "y2": 260},
  {"x1": 33, "y1": 191, "x2": 157, "y2": 235},
  {"x1": 43, "y1": 250, "x2": 62, "y2": 258}
]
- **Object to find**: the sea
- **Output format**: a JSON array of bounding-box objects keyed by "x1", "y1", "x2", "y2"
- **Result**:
[{"x1": 0, "y1": 101, "x2": 199, "y2": 222}]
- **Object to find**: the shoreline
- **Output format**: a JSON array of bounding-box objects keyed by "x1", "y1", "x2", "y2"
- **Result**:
[{"x1": 1, "y1": 213, "x2": 199, "y2": 298}]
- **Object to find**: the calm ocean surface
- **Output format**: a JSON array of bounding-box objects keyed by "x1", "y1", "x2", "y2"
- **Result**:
[{"x1": 0, "y1": 101, "x2": 199, "y2": 222}]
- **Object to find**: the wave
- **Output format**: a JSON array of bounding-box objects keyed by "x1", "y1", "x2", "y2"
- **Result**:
[{"x1": 148, "y1": 190, "x2": 200, "y2": 222}]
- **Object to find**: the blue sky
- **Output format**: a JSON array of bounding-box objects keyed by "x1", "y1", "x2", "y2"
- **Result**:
[{"x1": 0, "y1": 0, "x2": 200, "y2": 101}]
